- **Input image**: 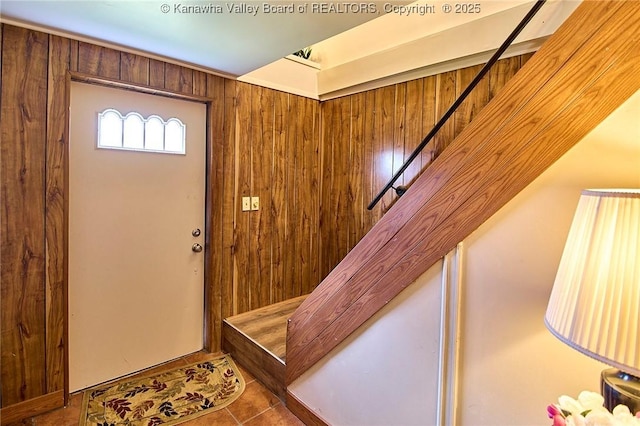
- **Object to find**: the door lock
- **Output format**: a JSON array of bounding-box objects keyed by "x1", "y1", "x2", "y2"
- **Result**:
[{"x1": 192, "y1": 243, "x2": 203, "y2": 253}]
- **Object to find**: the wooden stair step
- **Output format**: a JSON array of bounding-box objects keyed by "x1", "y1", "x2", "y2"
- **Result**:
[{"x1": 222, "y1": 295, "x2": 307, "y2": 398}]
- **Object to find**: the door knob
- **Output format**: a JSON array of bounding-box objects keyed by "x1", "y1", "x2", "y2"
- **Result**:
[
  {"x1": 192, "y1": 228, "x2": 201, "y2": 237},
  {"x1": 192, "y1": 243, "x2": 203, "y2": 253}
]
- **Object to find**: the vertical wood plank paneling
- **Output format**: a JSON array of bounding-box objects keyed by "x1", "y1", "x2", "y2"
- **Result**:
[
  {"x1": 349, "y1": 93, "x2": 365, "y2": 247},
  {"x1": 45, "y1": 34, "x2": 70, "y2": 394},
  {"x1": 302, "y1": 97, "x2": 320, "y2": 294},
  {"x1": 318, "y1": 56, "x2": 530, "y2": 286},
  {"x1": 251, "y1": 86, "x2": 274, "y2": 309},
  {"x1": 221, "y1": 79, "x2": 237, "y2": 319},
  {"x1": 193, "y1": 71, "x2": 208, "y2": 97},
  {"x1": 370, "y1": 87, "x2": 384, "y2": 217},
  {"x1": 205, "y1": 74, "x2": 225, "y2": 351},
  {"x1": 521, "y1": 52, "x2": 535, "y2": 68},
  {"x1": 335, "y1": 97, "x2": 351, "y2": 265},
  {"x1": 420, "y1": 76, "x2": 437, "y2": 169},
  {"x1": 271, "y1": 92, "x2": 289, "y2": 303},
  {"x1": 336, "y1": 95, "x2": 350, "y2": 274},
  {"x1": 318, "y1": 99, "x2": 333, "y2": 279},
  {"x1": 324, "y1": 96, "x2": 349, "y2": 276},
  {"x1": 234, "y1": 82, "x2": 252, "y2": 314},
  {"x1": 312, "y1": 97, "x2": 321, "y2": 289},
  {"x1": 403, "y1": 78, "x2": 424, "y2": 186},
  {"x1": 434, "y1": 71, "x2": 456, "y2": 156},
  {"x1": 393, "y1": 83, "x2": 406, "y2": 186},
  {"x1": 362, "y1": 90, "x2": 377, "y2": 231},
  {"x1": 454, "y1": 64, "x2": 489, "y2": 138},
  {"x1": 286, "y1": 95, "x2": 302, "y2": 295},
  {"x1": 0, "y1": 26, "x2": 49, "y2": 406},
  {"x1": 149, "y1": 59, "x2": 165, "y2": 88},
  {"x1": 77, "y1": 42, "x2": 120, "y2": 79},
  {"x1": 164, "y1": 63, "x2": 193, "y2": 94},
  {"x1": 69, "y1": 40, "x2": 79, "y2": 72},
  {"x1": 489, "y1": 56, "x2": 522, "y2": 99},
  {"x1": 248, "y1": 85, "x2": 262, "y2": 308},
  {"x1": 378, "y1": 85, "x2": 396, "y2": 212},
  {"x1": 120, "y1": 52, "x2": 149, "y2": 86}
]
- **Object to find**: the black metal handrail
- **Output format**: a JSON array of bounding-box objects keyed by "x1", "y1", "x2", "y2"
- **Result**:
[{"x1": 367, "y1": 0, "x2": 546, "y2": 210}]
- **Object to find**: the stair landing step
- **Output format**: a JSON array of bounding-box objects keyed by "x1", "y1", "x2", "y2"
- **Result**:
[{"x1": 222, "y1": 295, "x2": 307, "y2": 398}]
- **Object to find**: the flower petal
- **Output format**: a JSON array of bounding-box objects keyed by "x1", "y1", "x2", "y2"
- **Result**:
[
  {"x1": 577, "y1": 391, "x2": 605, "y2": 411},
  {"x1": 553, "y1": 414, "x2": 567, "y2": 426},
  {"x1": 549, "y1": 404, "x2": 563, "y2": 418},
  {"x1": 584, "y1": 411, "x2": 614, "y2": 426},
  {"x1": 571, "y1": 413, "x2": 587, "y2": 426},
  {"x1": 559, "y1": 395, "x2": 585, "y2": 416},
  {"x1": 612, "y1": 404, "x2": 632, "y2": 417}
]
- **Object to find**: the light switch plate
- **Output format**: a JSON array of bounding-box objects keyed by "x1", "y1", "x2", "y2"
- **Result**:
[
  {"x1": 251, "y1": 197, "x2": 259, "y2": 211},
  {"x1": 242, "y1": 197, "x2": 251, "y2": 211}
]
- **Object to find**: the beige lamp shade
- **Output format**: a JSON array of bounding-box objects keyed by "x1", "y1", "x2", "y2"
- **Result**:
[{"x1": 545, "y1": 189, "x2": 640, "y2": 377}]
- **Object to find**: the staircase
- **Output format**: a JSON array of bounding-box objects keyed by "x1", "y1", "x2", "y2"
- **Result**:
[
  {"x1": 223, "y1": 0, "x2": 640, "y2": 415},
  {"x1": 221, "y1": 296, "x2": 307, "y2": 399}
]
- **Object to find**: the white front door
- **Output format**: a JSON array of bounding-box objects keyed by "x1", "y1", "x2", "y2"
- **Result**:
[{"x1": 69, "y1": 82, "x2": 206, "y2": 391}]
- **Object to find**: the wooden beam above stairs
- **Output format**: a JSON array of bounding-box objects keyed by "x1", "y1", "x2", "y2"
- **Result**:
[{"x1": 286, "y1": 0, "x2": 640, "y2": 385}]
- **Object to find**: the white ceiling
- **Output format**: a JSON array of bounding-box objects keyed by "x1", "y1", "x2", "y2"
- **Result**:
[
  {"x1": 237, "y1": 1, "x2": 579, "y2": 99},
  {"x1": 0, "y1": 0, "x2": 581, "y2": 94},
  {"x1": 0, "y1": 0, "x2": 392, "y2": 76}
]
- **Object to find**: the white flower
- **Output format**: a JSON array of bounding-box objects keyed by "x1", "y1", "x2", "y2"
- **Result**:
[
  {"x1": 610, "y1": 405, "x2": 640, "y2": 425},
  {"x1": 584, "y1": 410, "x2": 616, "y2": 426},
  {"x1": 551, "y1": 391, "x2": 640, "y2": 426},
  {"x1": 578, "y1": 391, "x2": 606, "y2": 412},
  {"x1": 565, "y1": 413, "x2": 587, "y2": 426},
  {"x1": 558, "y1": 391, "x2": 606, "y2": 416}
]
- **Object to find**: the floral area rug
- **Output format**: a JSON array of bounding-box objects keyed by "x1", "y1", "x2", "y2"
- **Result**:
[{"x1": 80, "y1": 355, "x2": 245, "y2": 425}]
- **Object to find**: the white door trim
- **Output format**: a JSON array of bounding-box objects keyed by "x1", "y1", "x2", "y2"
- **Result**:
[{"x1": 437, "y1": 242, "x2": 465, "y2": 426}]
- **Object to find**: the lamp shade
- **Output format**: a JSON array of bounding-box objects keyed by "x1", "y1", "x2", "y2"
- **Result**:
[{"x1": 545, "y1": 189, "x2": 640, "y2": 377}]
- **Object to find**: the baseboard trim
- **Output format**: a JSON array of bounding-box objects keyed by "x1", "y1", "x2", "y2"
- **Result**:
[
  {"x1": 286, "y1": 390, "x2": 329, "y2": 426},
  {"x1": 0, "y1": 390, "x2": 64, "y2": 425}
]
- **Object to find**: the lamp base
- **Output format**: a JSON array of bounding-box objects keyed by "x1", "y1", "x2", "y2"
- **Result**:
[{"x1": 601, "y1": 368, "x2": 640, "y2": 413}]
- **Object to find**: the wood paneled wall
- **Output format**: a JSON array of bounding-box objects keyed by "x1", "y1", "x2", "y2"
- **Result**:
[
  {"x1": 223, "y1": 81, "x2": 321, "y2": 315},
  {"x1": 0, "y1": 23, "x2": 319, "y2": 411},
  {"x1": 318, "y1": 54, "x2": 531, "y2": 278},
  {"x1": 1, "y1": 25, "x2": 51, "y2": 407}
]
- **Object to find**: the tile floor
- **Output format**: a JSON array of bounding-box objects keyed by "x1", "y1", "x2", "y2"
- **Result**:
[{"x1": 9, "y1": 351, "x2": 304, "y2": 426}]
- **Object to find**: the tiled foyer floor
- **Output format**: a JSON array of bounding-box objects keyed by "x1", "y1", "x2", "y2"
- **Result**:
[{"x1": 9, "y1": 351, "x2": 303, "y2": 426}]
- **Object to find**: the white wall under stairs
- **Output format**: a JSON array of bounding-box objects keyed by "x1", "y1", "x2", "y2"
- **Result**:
[
  {"x1": 291, "y1": 259, "x2": 444, "y2": 425},
  {"x1": 288, "y1": 90, "x2": 640, "y2": 425}
]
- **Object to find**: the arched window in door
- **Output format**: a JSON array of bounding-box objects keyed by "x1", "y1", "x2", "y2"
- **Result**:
[{"x1": 97, "y1": 108, "x2": 186, "y2": 154}]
